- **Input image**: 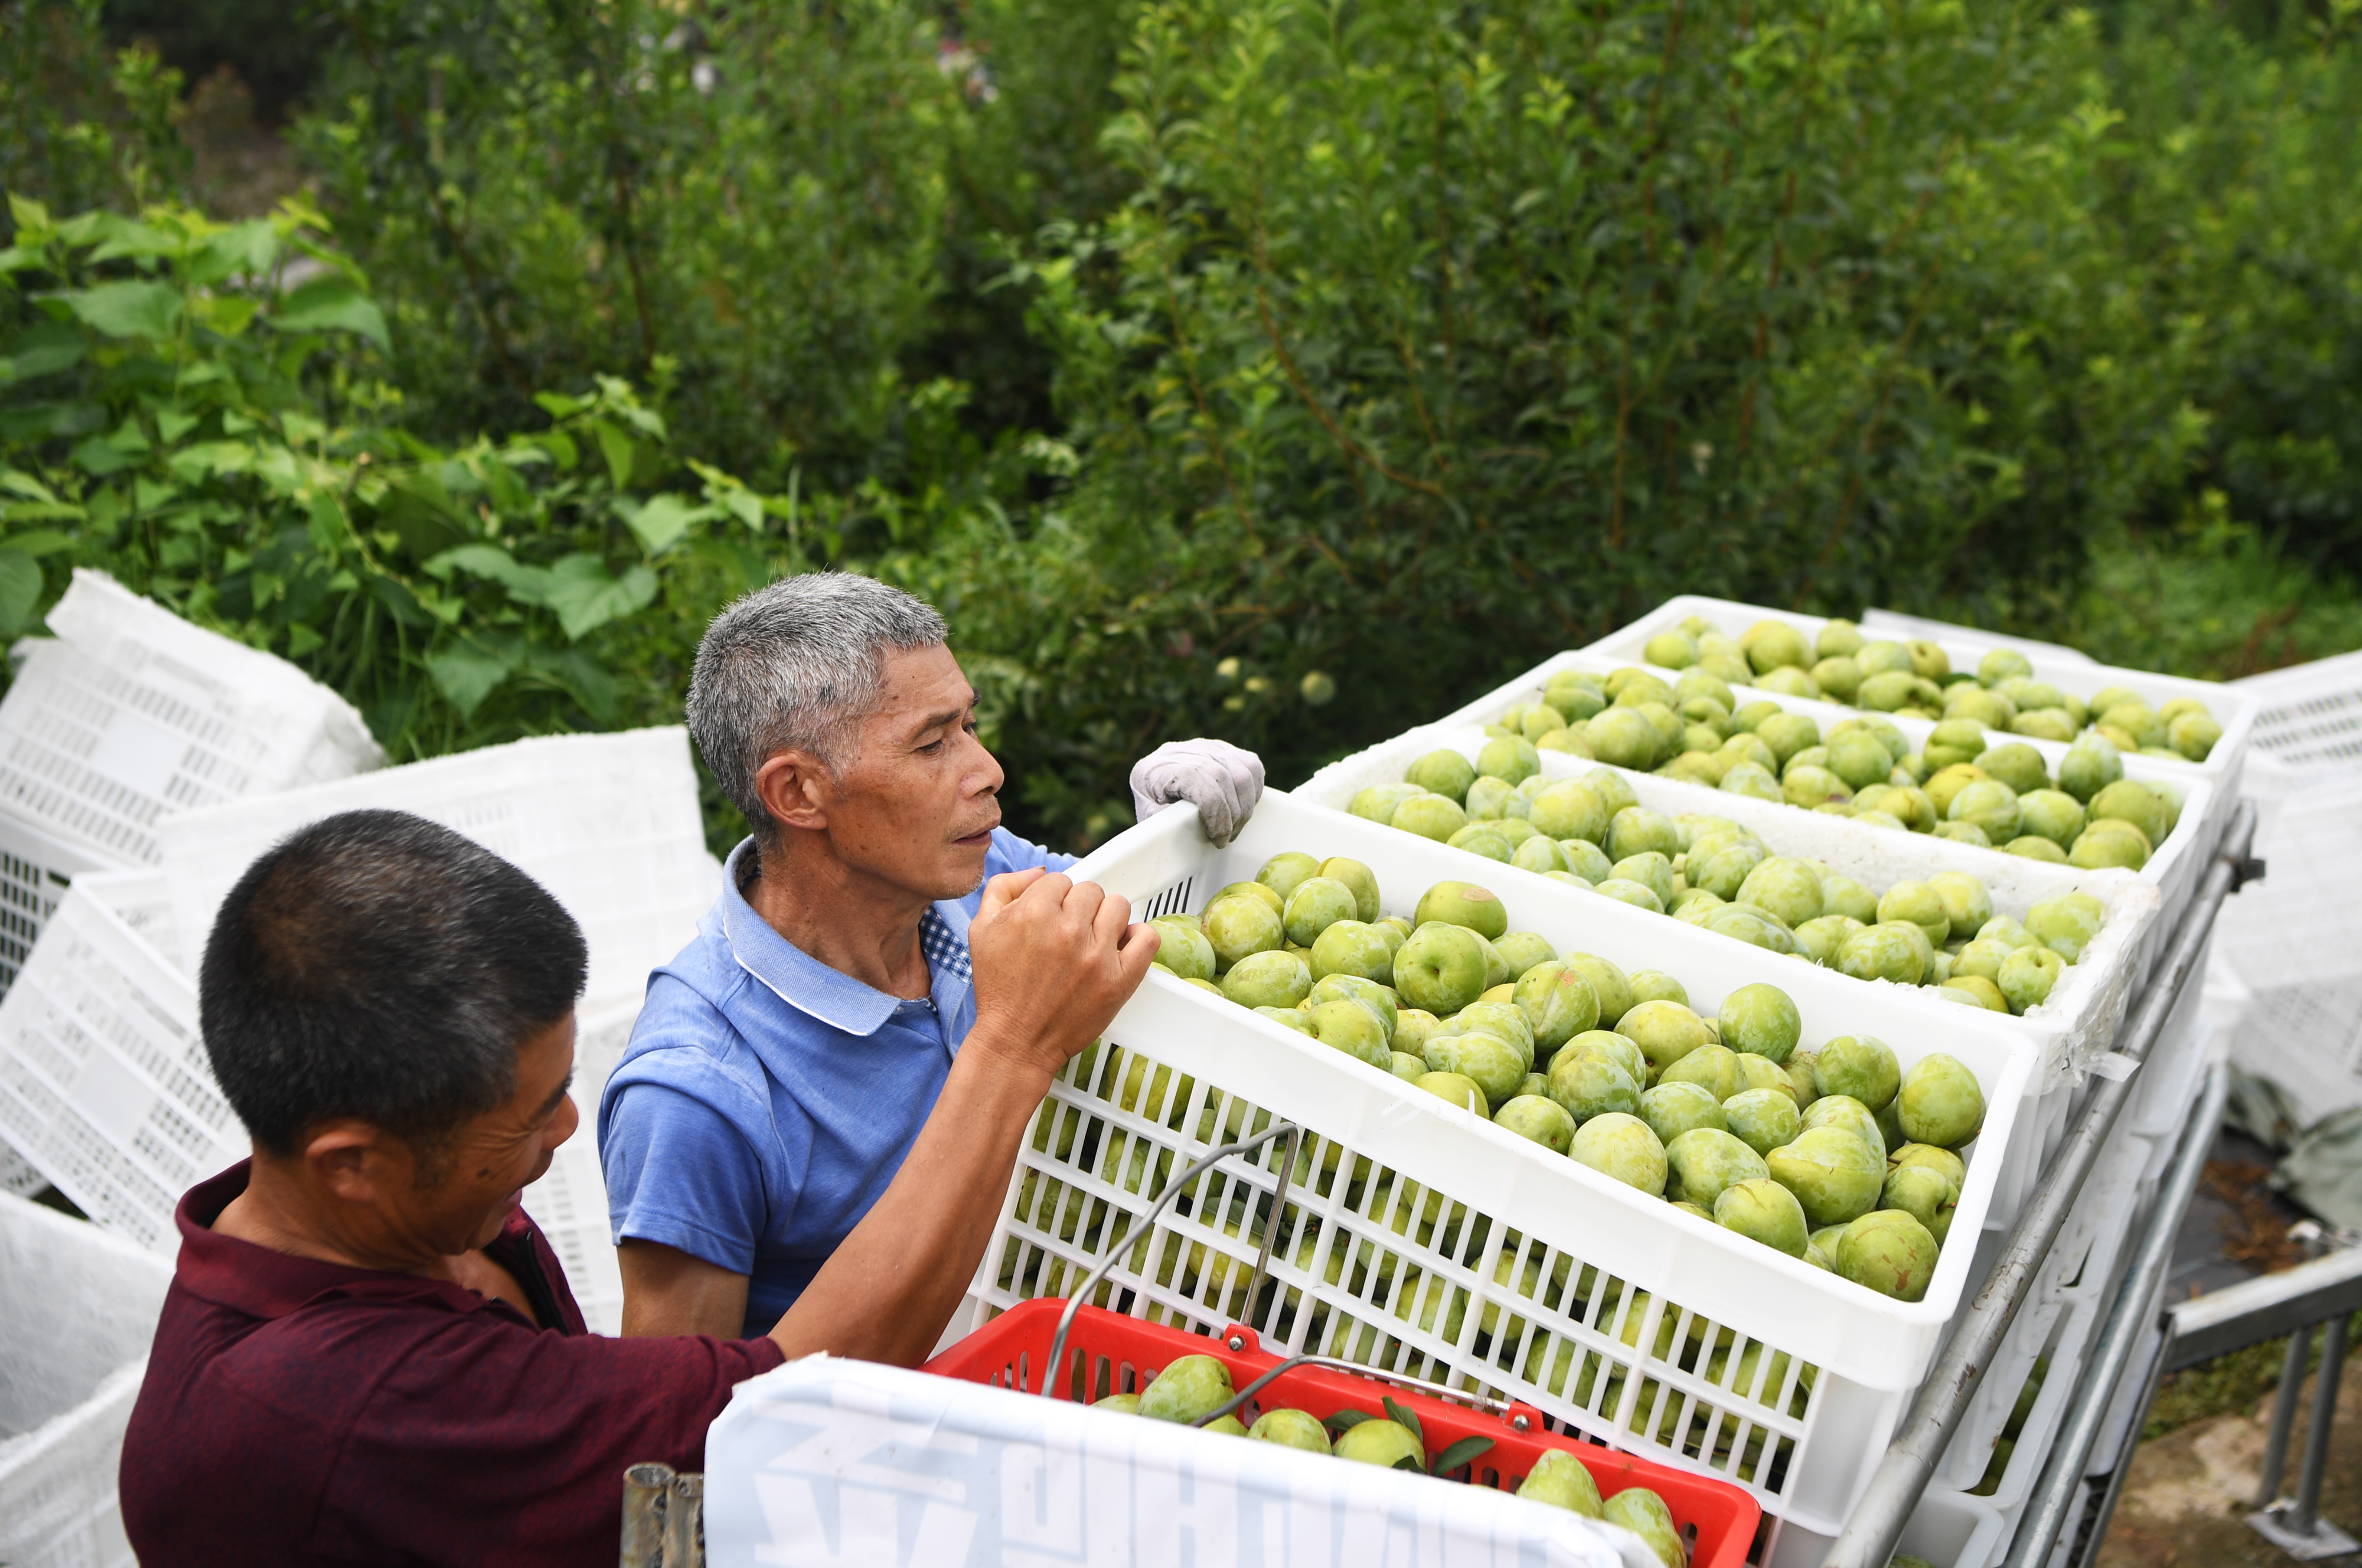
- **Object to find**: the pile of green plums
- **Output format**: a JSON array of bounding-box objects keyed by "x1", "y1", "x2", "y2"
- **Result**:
[
  {"x1": 1420, "y1": 662, "x2": 2187, "y2": 870},
  {"x1": 1150, "y1": 853, "x2": 1985, "y2": 1301},
  {"x1": 1094, "y1": 1353, "x2": 1688, "y2": 1567},
  {"x1": 1349, "y1": 754, "x2": 2113, "y2": 1017},
  {"x1": 1634, "y1": 614, "x2": 2224, "y2": 763}
]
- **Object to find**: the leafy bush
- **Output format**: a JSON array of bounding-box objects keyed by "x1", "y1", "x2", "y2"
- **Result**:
[{"x1": 0, "y1": 195, "x2": 795, "y2": 773}]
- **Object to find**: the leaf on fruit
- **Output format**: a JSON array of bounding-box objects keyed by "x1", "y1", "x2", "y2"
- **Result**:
[
  {"x1": 1323, "y1": 1409, "x2": 1374, "y2": 1436},
  {"x1": 1382, "y1": 1397, "x2": 1425, "y2": 1447},
  {"x1": 1430, "y1": 1436, "x2": 1494, "y2": 1476},
  {"x1": 1390, "y1": 1455, "x2": 1425, "y2": 1472}
]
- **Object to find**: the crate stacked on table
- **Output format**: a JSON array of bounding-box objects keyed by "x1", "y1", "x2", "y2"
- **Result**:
[
  {"x1": 960, "y1": 793, "x2": 2038, "y2": 1560},
  {"x1": 961, "y1": 596, "x2": 2243, "y2": 1562}
]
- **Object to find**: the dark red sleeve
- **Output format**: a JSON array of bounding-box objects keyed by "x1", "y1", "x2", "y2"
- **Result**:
[{"x1": 308, "y1": 1311, "x2": 783, "y2": 1566}]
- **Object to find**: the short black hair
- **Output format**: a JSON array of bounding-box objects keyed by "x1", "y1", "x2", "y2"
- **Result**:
[{"x1": 200, "y1": 809, "x2": 588, "y2": 1159}]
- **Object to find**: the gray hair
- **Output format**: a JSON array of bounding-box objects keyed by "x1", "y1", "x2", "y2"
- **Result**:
[{"x1": 687, "y1": 572, "x2": 950, "y2": 839}]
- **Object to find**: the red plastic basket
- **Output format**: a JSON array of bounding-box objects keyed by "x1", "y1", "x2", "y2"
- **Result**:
[{"x1": 924, "y1": 1299, "x2": 1761, "y2": 1568}]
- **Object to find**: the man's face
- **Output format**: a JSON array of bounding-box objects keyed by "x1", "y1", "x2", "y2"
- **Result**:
[
  {"x1": 818, "y1": 642, "x2": 1007, "y2": 900},
  {"x1": 383, "y1": 1013, "x2": 578, "y2": 1257}
]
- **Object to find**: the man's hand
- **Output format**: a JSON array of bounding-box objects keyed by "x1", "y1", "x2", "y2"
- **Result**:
[
  {"x1": 965, "y1": 867, "x2": 1159, "y2": 1081},
  {"x1": 1130, "y1": 739, "x2": 1265, "y2": 847}
]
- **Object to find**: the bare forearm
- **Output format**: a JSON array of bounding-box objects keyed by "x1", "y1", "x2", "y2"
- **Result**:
[{"x1": 769, "y1": 1028, "x2": 1046, "y2": 1365}]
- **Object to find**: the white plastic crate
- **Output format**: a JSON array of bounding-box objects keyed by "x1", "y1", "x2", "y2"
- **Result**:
[
  {"x1": 0, "y1": 880, "x2": 232, "y2": 1253},
  {"x1": 2234, "y1": 648, "x2": 2362, "y2": 778},
  {"x1": 519, "y1": 998, "x2": 640, "y2": 1335},
  {"x1": 1573, "y1": 594, "x2": 2253, "y2": 802},
  {"x1": 1859, "y1": 610, "x2": 2097, "y2": 669},
  {"x1": 1440, "y1": 649, "x2": 2222, "y2": 993},
  {"x1": 0, "y1": 1190, "x2": 175, "y2": 1568},
  {"x1": 1297, "y1": 724, "x2": 2159, "y2": 1095},
  {"x1": 0, "y1": 1136, "x2": 43, "y2": 1196},
  {"x1": 705, "y1": 1354, "x2": 1653, "y2": 1568},
  {"x1": 0, "y1": 810, "x2": 117, "y2": 1001},
  {"x1": 964, "y1": 795, "x2": 2037, "y2": 1537},
  {"x1": 156, "y1": 728, "x2": 719, "y2": 1012},
  {"x1": 1766, "y1": 1478, "x2": 2009, "y2": 1568},
  {"x1": 0, "y1": 570, "x2": 381, "y2": 866}
]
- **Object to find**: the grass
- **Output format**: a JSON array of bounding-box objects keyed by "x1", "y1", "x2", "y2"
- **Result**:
[{"x1": 2144, "y1": 1311, "x2": 2362, "y2": 1440}]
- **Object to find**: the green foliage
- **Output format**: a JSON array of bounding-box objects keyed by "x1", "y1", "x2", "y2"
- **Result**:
[
  {"x1": 0, "y1": 0, "x2": 187, "y2": 219},
  {"x1": 0, "y1": 195, "x2": 804, "y2": 770},
  {"x1": 293, "y1": 0, "x2": 972, "y2": 503}
]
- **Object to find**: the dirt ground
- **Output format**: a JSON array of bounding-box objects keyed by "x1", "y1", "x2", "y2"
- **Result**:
[{"x1": 2097, "y1": 1345, "x2": 2362, "y2": 1567}]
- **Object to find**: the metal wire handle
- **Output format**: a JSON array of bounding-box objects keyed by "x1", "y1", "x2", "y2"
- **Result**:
[{"x1": 1042, "y1": 1118, "x2": 1303, "y2": 1396}]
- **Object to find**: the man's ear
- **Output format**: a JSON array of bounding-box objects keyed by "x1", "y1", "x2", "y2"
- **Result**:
[
  {"x1": 302, "y1": 1120, "x2": 399, "y2": 1206},
  {"x1": 753, "y1": 749, "x2": 834, "y2": 836}
]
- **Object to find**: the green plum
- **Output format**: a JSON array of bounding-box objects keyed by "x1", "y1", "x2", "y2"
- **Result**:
[
  {"x1": 1665, "y1": 1128, "x2": 1769, "y2": 1208},
  {"x1": 1562, "y1": 952, "x2": 1636, "y2": 1027},
  {"x1": 1256, "y1": 851, "x2": 1324, "y2": 902},
  {"x1": 1310, "y1": 920, "x2": 1397, "y2": 985},
  {"x1": 1283, "y1": 877, "x2": 1359, "y2": 946},
  {"x1": 1496, "y1": 1094, "x2": 1578, "y2": 1154},
  {"x1": 1394, "y1": 922, "x2": 1491, "y2": 1014},
  {"x1": 1975, "y1": 743, "x2": 2050, "y2": 797},
  {"x1": 2057, "y1": 737, "x2": 2122, "y2": 804},
  {"x1": 1723, "y1": 1087, "x2": 1803, "y2": 1157},
  {"x1": 1548, "y1": 1049, "x2": 1642, "y2": 1123},
  {"x1": 1570, "y1": 1112, "x2": 1669, "y2": 1195},
  {"x1": 1334, "y1": 1417, "x2": 1425, "y2": 1469},
  {"x1": 1557, "y1": 1029, "x2": 1647, "y2": 1086},
  {"x1": 2027, "y1": 891, "x2": 2105, "y2": 962},
  {"x1": 1715, "y1": 1177, "x2": 1810, "y2": 1257},
  {"x1": 1602, "y1": 1487, "x2": 1687, "y2": 1568},
  {"x1": 1138, "y1": 1354, "x2": 1235, "y2": 1423},
  {"x1": 1515, "y1": 962, "x2": 1601, "y2": 1052},
  {"x1": 1204, "y1": 895, "x2": 1286, "y2": 969},
  {"x1": 1767, "y1": 1126, "x2": 1887, "y2": 1227},
  {"x1": 1897, "y1": 1054, "x2": 1986, "y2": 1146},
  {"x1": 1222, "y1": 949, "x2": 1312, "y2": 1009},
  {"x1": 1820, "y1": 875, "x2": 1882, "y2": 925},
  {"x1": 1815, "y1": 1035, "x2": 1901, "y2": 1110},
  {"x1": 1415, "y1": 1070, "x2": 1488, "y2": 1113},
  {"x1": 1997, "y1": 945, "x2": 2063, "y2": 1013},
  {"x1": 1349, "y1": 782, "x2": 1424, "y2": 825},
  {"x1": 1628, "y1": 969, "x2": 1689, "y2": 1008},
  {"x1": 1836, "y1": 924, "x2": 1926, "y2": 985},
  {"x1": 1407, "y1": 749, "x2": 1479, "y2": 801},
  {"x1": 1660, "y1": 1043, "x2": 1740, "y2": 1102},
  {"x1": 1306, "y1": 999, "x2": 1392, "y2": 1068},
  {"x1": 1492, "y1": 930, "x2": 1558, "y2": 981},
  {"x1": 1802, "y1": 1093, "x2": 1887, "y2": 1156},
  {"x1": 1610, "y1": 852, "x2": 1677, "y2": 908},
  {"x1": 1414, "y1": 880, "x2": 1509, "y2": 939},
  {"x1": 1423, "y1": 1030, "x2": 1527, "y2": 1103},
  {"x1": 1796, "y1": 914, "x2": 1865, "y2": 966},
  {"x1": 1517, "y1": 1449, "x2": 1604, "y2": 1515},
  {"x1": 1248, "y1": 1409, "x2": 1332, "y2": 1452},
  {"x1": 1927, "y1": 872, "x2": 1995, "y2": 941},
  {"x1": 1528, "y1": 780, "x2": 1613, "y2": 843},
  {"x1": 1392, "y1": 793, "x2": 1469, "y2": 842},
  {"x1": 1639, "y1": 1082, "x2": 1727, "y2": 1145},
  {"x1": 1737, "y1": 857, "x2": 1825, "y2": 929},
  {"x1": 1836, "y1": 1210, "x2": 1941, "y2": 1302},
  {"x1": 1150, "y1": 917, "x2": 1218, "y2": 980},
  {"x1": 1617, "y1": 1000, "x2": 1713, "y2": 1077}
]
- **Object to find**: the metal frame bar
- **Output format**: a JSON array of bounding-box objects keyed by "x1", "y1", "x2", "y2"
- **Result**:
[
  {"x1": 1999, "y1": 1061, "x2": 2231, "y2": 1568},
  {"x1": 1821, "y1": 800, "x2": 2260, "y2": 1568}
]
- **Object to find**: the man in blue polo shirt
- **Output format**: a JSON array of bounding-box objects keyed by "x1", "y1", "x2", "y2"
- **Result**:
[{"x1": 600, "y1": 573, "x2": 1263, "y2": 1338}]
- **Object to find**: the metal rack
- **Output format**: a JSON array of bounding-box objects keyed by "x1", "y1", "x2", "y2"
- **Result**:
[{"x1": 1824, "y1": 801, "x2": 2263, "y2": 1568}]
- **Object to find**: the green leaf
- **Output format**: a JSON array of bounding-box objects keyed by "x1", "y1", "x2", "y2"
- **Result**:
[
  {"x1": 1382, "y1": 1398, "x2": 1425, "y2": 1448},
  {"x1": 155, "y1": 408, "x2": 198, "y2": 444},
  {"x1": 272, "y1": 279, "x2": 390, "y2": 350},
  {"x1": 8, "y1": 194, "x2": 51, "y2": 235},
  {"x1": 427, "y1": 543, "x2": 551, "y2": 604},
  {"x1": 70, "y1": 436, "x2": 135, "y2": 476},
  {"x1": 550, "y1": 646, "x2": 618, "y2": 722},
  {"x1": 63, "y1": 280, "x2": 182, "y2": 341},
  {"x1": 592, "y1": 419, "x2": 635, "y2": 489},
  {"x1": 5, "y1": 321, "x2": 85, "y2": 381},
  {"x1": 87, "y1": 215, "x2": 185, "y2": 262},
  {"x1": 1323, "y1": 1409, "x2": 1374, "y2": 1436},
  {"x1": 191, "y1": 220, "x2": 280, "y2": 286},
  {"x1": 0, "y1": 549, "x2": 41, "y2": 636},
  {"x1": 533, "y1": 391, "x2": 585, "y2": 419},
  {"x1": 5, "y1": 529, "x2": 76, "y2": 556},
  {"x1": 621, "y1": 492, "x2": 715, "y2": 556},
  {"x1": 426, "y1": 644, "x2": 514, "y2": 720},
  {"x1": 1390, "y1": 1456, "x2": 1426, "y2": 1473},
  {"x1": 540, "y1": 554, "x2": 656, "y2": 641},
  {"x1": 167, "y1": 441, "x2": 253, "y2": 480},
  {"x1": 0, "y1": 469, "x2": 58, "y2": 504},
  {"x1": 1429, "y1": 1436, "x2": 1495, "y2": 1476}
]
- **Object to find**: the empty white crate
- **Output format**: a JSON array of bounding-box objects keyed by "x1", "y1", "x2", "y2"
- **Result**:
[
  {"x1": 964, "y1": 795, "x2": 2036, "y2": 1537},
  {"x1": 1, "y1": 1190, "x2": 175, "y2": 1568},
  {"x1": 1769, "y1": 1475, "x2": 2009, "y2": 1568},
  {"x1": 0, "y1": 880, "x2": 234, "y2": 1253},
  {"x1": 0, "y1": 570, "x2": 381, "y2": 867},
  {"x1": 156, "y1": 727, "x2": 719, "y2": 1012}
]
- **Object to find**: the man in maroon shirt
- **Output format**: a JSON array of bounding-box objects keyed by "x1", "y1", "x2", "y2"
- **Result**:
[{"x1": 121, "y1": 808, "x2": 1154, "y2": 1566}]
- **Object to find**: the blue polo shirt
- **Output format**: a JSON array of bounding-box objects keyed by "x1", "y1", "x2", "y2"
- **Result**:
[{"x1": 598, "y1": 830, "x2": 1072, "y2": 1335}]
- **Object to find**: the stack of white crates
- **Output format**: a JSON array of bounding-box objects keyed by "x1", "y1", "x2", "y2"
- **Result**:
[
  {"x1": 2210, "y1": 650, "x2": 2362, "y2": 1117},
  {"x1": 0, "y1": 577, "x2": 723, "y2": 1544}
]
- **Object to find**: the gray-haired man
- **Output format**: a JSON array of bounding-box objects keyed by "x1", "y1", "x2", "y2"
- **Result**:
[{"x1": 601, "y1": 573, "x2": 1262, "y2": 1340}]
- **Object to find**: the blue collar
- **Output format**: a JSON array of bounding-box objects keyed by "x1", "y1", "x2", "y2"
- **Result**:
[{"x1": 717, "y1": 838, "x2": 975, "y2": 1037}]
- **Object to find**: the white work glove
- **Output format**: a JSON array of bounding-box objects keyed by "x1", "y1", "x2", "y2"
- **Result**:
[{"x1": 1130, "y1": 739, "x2": 1266, "y2": 847}]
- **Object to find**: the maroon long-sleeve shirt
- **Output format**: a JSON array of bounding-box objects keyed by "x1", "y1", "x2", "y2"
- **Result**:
[{"x1": 121, "y1": 1162, "x2": 785, "y2": 1566}]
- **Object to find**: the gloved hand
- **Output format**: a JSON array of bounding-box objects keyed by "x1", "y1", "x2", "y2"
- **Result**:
[{"x1": 1130, "y1": 739, "x2": 1266, "y2": 847}]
